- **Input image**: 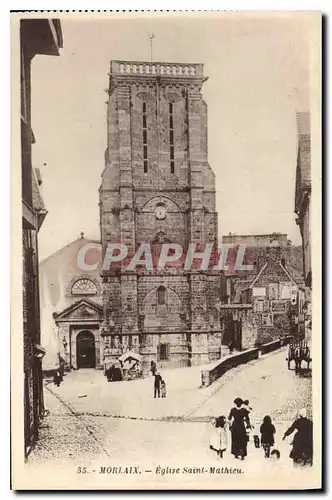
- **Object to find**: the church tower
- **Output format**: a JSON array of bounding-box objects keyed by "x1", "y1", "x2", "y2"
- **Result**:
[{"x1": 99, "y1": 61, "x2": 221, "y2": 371}]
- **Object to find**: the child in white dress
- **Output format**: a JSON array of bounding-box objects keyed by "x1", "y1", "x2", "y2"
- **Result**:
[
  {"x1": 210, "y1": 415, "x2": 228, "y2": 458},
  {"x1": 160, "y1": 379, "x2": 167, "y2": 398}
]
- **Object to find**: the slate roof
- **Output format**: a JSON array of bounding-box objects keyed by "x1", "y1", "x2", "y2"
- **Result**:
[{"x1": 223, "y1": 244, "x2": 303, "y2": 283}]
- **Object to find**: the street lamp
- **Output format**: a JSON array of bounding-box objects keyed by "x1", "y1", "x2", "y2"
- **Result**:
[
  {"x1": 62, "y1": 337, "x2": 68, "y2": 351},
  {"x1": 34, "y1": 344, "x2": 46, "y2": 359}
]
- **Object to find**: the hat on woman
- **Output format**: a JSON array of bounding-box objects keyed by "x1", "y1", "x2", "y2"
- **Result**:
[{"x1": 234, "y1": 397, "x2": 243, "y2": 406}]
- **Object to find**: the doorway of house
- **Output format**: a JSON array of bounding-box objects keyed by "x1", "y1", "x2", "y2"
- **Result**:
[
  {"x1": 76, "y1": 330, "x2": 96, "y2": 369},
  {"x1": 223, "y1": 313, "x2": 243, "y2": 351}
]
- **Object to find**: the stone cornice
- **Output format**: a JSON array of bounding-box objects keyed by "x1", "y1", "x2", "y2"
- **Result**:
[
  {"x1": 110, "y1": 60, "x2": 204, "y2": 77},
  {"x1": 110, "y1": 75, "x2": 204, "y2": 91}
]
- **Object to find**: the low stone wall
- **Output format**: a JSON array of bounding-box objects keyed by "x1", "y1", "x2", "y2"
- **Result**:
[
  {"x1": 200, "y1": 336, "x2": 294, "y2": 387},
  {"x1": 259, "y1": 339, "x2": 281, "y2": 355},
  {"x1": 201, "y1": 348, "x2": 259, "y2": 387},
  {"x1": 281, "y1": 335, "x2": 295, "y2": 346}
]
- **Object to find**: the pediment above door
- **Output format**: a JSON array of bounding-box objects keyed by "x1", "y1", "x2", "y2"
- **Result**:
[{"x1": 53, "y1": 298, "x2": 103, "y2": 322}]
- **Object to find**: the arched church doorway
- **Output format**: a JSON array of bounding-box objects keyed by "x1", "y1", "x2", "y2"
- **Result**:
[{"x1": 77, "y1": 330, "x2": 96, "y2": 369}]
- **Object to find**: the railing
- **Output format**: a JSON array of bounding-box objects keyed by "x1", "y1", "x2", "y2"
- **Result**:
[{"x1": 110, "y1": 60, "x2": 204, "y2": 78}]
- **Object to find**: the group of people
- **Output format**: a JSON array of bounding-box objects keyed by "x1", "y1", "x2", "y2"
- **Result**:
[
  {"x1": 288, "y1": 340, "x2": 311, "y2": 375},
  {"x1": 150, "y1": 360, "x2": 167, "y2": 398},
  {"x1": 105, "y1": 364, "x2": 123, "y2": 382},
  {"x1": 210, "y1": 397, "x2": 313, "y2": 467}
]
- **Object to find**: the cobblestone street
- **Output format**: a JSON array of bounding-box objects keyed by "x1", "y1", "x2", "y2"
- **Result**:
[{"x1": 26, "y1": 348, "x2": 314, "y2": 488}]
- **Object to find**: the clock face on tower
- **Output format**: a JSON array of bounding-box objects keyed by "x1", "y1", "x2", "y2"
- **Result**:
[{"x1": 155, "y1": 205, "x2": 167, "y2": 220}]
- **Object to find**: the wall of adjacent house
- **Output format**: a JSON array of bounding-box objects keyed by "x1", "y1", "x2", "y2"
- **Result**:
[
  {"x1": 39, "y1": 237, "x2": 102, "y2": 370},
  {"x1": 249, "y1": 268, "x2": 295, "y2": 345},
  {"x1": 219, "y1": 305, "x2": 258, "y2": 350}
]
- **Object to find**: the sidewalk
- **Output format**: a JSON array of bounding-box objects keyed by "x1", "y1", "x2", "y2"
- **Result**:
[{"x1": 27, "y1": 385, "x2": 109, "y2": 468}]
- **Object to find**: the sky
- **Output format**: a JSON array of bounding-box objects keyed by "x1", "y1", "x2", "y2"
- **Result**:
[{"x1": 31, "y1": 13, "x2": 311, "y2": 260}]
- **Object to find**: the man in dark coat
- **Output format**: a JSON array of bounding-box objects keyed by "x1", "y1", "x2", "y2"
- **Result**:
[
  {"x1": 113, "y1": 366, "x2": 122, "y2": 381},
  {"x1": 154, "y1": 371, "x2": 162, "y2": 398},
  {"x1": 150, "y1": 360, "x2": 157, "y2": 376},
  {"x1": 106, "y1": 365, "x2": 115, "y2": 382}
]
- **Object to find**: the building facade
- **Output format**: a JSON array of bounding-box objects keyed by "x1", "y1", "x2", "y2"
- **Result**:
[
  {"x1": 220, "y1": 233, "x2": 303, "y2": 303},
  {"x1": 99, "y1": 61, "x2": 221, "y2": 371},
  {"x1": 240, "y1": 246, "x2": 305, "y2": 344},
  {"x1": 21, "y1": 19, "x2": 63, "y2": 456},
  {"x1": 295, "y1": 111, "x2": 311, "y2": 289},
  {"x1": 40, "y1": 236, "x2": 103, "y2": 374},
  {"x1": 219, "y1": 235, "x2": 305, "y2": 347}
]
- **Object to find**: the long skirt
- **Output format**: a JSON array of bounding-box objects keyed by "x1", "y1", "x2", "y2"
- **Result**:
[
  {"x1": 290, "y1": 431, "x2": 313, "y2": 466},
  {"x1": 231, "y1": 425, "x2": 248, "y2": 457}
]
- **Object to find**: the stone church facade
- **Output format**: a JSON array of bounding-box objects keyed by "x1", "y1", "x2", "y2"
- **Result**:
[
  {"x1": 39, "y1": 236, "x2": 103, "y2": 373},
  {"x1": 99, "y1": 61, "x2": 221, "y2": 371}
]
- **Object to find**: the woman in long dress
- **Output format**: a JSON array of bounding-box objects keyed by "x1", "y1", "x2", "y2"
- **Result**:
[
  {"x1": 283, "y1": 408, "x2": 313, "y2": 466},
  {"x1": 228, "y1": 397, "x2": 251, "y2": 460}
]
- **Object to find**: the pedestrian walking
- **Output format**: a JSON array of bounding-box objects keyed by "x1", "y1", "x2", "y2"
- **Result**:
[
  {"x1": 228, "y1": 341, "x2": 234, "y2": 355},
  {"x1": 150, "y1": 360, "x2": 157, "y2": 376},
  {"x1": 154, "y1": 371, "x2": 162, "y2": 398},
  {"x1": 210, "y1": 416, "x2": 228, "y2": 458},
  {"x1": 53, "y1": 370, "x2": 62, "y2": 387},
  {"x1": 106, "y1": 365, "x2": 115, "y2": 382},
  {"x1": 282, "y1": 408, "x2": 313, "y2": 467},
  {"x1": 260, "y1": 415, "x2": 276, "y2": 458},
  {"x1": 228, "y1": 397, "x2": 251, "y2": 460},
  {"x1": 160, "y1": 378, "x2": 167, "y2": 398}
]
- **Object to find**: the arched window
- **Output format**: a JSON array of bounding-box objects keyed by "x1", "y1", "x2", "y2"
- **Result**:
[
  {"x1": 71, "y1": 279, "x2": 97, "y2": 296},
  {"x1": 157, "y1": 286, "x2": 166, "y2": 306}
]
